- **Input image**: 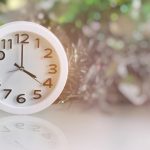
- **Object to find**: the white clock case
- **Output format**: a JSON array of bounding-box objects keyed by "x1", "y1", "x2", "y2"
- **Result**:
[{"x1": 0, "y1": 21, "x2": 68, "y2": 114}]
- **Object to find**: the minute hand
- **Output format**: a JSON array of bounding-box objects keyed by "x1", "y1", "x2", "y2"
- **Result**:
[
  {"x1": 22, "y1": 69, "x2": 42, "y2": 84},
  {"x1": 14, "y1": 63, "x2": 36, "y2": 78},
  {"x1": 22, "y1": 69, "x2": 37, "y2": 78},
  {"x1": 14, "y1": 63, "x2": 42, "y2": 84}
]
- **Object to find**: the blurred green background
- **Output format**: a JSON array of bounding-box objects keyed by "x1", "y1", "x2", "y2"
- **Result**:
[{"x1": 0, "y1": 0, "x2": 149, "y2": 25}]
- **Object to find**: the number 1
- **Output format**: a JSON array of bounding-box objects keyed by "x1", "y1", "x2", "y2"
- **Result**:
[{"x1": 36, "y1": 38, "x2": 40, "y2": 48}]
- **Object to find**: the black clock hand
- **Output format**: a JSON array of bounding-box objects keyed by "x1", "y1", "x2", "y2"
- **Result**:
[
  {"x1": 23, "y1": 70, "x2": 42, "y2": 85},
  {"x1": 8, "y1": 69, "x2": 19, "y2": 72},
  {"x1": 14, "y1": 63, "x2": 23, "y2": 70},
  {"x1": 32, "y1": 77, "x2": 43, "y2": 85},
  {"x1": 14, "y1": 63, "x2": 42, "y2": 84},
  {"x1": 15, "y1": 45, "x2": 43, "y2": 85},
  {"x1": 14, "y1": 63, "x2": 36, "y2": 78},
  {"x1": 23, "y1": 69, "x2": 42, "y2": 84},
  {"x1": 23, "y1": 69, "x2": 37, "y2": 78},
  {"x1": 21, "y1": 44, "x2": 24, "y2": 68}
]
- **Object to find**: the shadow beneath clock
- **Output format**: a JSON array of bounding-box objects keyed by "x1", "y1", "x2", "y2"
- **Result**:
[{"x1": 0, "y1": 116, "x2": 68, "y2": 150}]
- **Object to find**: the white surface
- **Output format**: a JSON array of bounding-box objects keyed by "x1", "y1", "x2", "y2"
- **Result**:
[
  {"x1": 0, "y1": 116, "x2": 68, "y2": 150},
  {"x1": 1, "y1": 103, "x2": 150, "y2": 150}
]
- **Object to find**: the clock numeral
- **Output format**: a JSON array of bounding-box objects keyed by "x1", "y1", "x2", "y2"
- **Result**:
[
  {"x1": 1, "y1": 39, "x2": 6, "y2": 49},
  {"x1": 49, "y1": 64, "x2": 57, "y2": 74},
  {"x1": 1, "y1": 39, "x2": 12, "y2": 49},
  {"x1": 16, "y1": 94, "x2": 26, "y2": 103},
  {"x1": 3, "y1": 89, "x2": 12, "y2": 99},
  {"x1": 42, "y1": 133, "x2": 52, "y2": 140},
  {"x1": 43, "y1": 78, "x2": 53, "y2": 88},
  {"x1": 0, "y1": 126, "x2": 10, "y2": 132},
  {"x1": 15, "y1": 34, "x2": 19, "y2": 43},
  {"x1": 44, "y1": 48, "x2": 53, "y2": 58},
  {"x1": 15, "y1": 33, "x2": 29, "y2": 44},
  {"x1": 33, "y1": 90, "x2": 42, "y2": 99},
  {"x1": 36, "y1": 38, "x2": 40, "y2": 48},
  {"x1": 31, "y1": 125, "x2": 40, "y2": 132},
  {"x1": 8, "y1": 39, "x2": 12, "y2": 49},
  {"x1": 15, "y1": 123, "x2": 25, "y2": 129},
  {"x1": 0, "y1": 51, "x2": 5, "y2": 60}
]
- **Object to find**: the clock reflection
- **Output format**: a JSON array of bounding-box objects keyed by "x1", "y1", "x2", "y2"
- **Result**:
[{"x1": 0, "y1": 116, "x2": 68, "y2": 150}]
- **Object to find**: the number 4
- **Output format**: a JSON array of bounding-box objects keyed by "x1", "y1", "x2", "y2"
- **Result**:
[{"x1": 43, "y1": 78, "x2": 53, "y2": 88}]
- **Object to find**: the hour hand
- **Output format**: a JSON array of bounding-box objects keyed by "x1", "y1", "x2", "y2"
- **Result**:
[{"x1": 14, "y1": 63, "x2": 23, "y2": 69}]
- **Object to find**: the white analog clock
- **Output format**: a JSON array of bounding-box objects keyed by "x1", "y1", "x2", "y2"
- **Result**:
[{"x1": 0, "y1": 21, "x2": 68, "y2": 114}]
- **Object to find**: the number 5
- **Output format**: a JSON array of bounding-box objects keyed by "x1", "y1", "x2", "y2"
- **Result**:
[{"x1": 33, "y1": 90, "x2": 42, "y2": 99}]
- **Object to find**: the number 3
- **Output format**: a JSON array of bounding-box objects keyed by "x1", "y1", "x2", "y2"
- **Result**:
[{"x1": 49, "y1": 64, "x2": 57, "y2": 74}]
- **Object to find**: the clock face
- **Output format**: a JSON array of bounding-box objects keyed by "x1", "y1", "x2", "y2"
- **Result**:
[
  {"x1": 0, "y1": 116, "x2": 68, "y2": 150},
  {"x1": 0, "y1": 22, "x2": 68, "y2": 114}
]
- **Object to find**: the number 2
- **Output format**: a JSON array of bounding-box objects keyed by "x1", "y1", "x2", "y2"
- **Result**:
[{"x1": 44, "y1": 48, "x2": 52, "y2": 58}]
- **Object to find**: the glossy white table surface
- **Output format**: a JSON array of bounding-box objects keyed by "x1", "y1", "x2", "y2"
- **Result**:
[{"x1": 0, "y1": 102, "x2": 150, "y2": 150}]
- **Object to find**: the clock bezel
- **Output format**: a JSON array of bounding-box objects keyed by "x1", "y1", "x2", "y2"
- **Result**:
[{"x1": 0, "y1": 21, "x2": 68, "y2": 114}]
